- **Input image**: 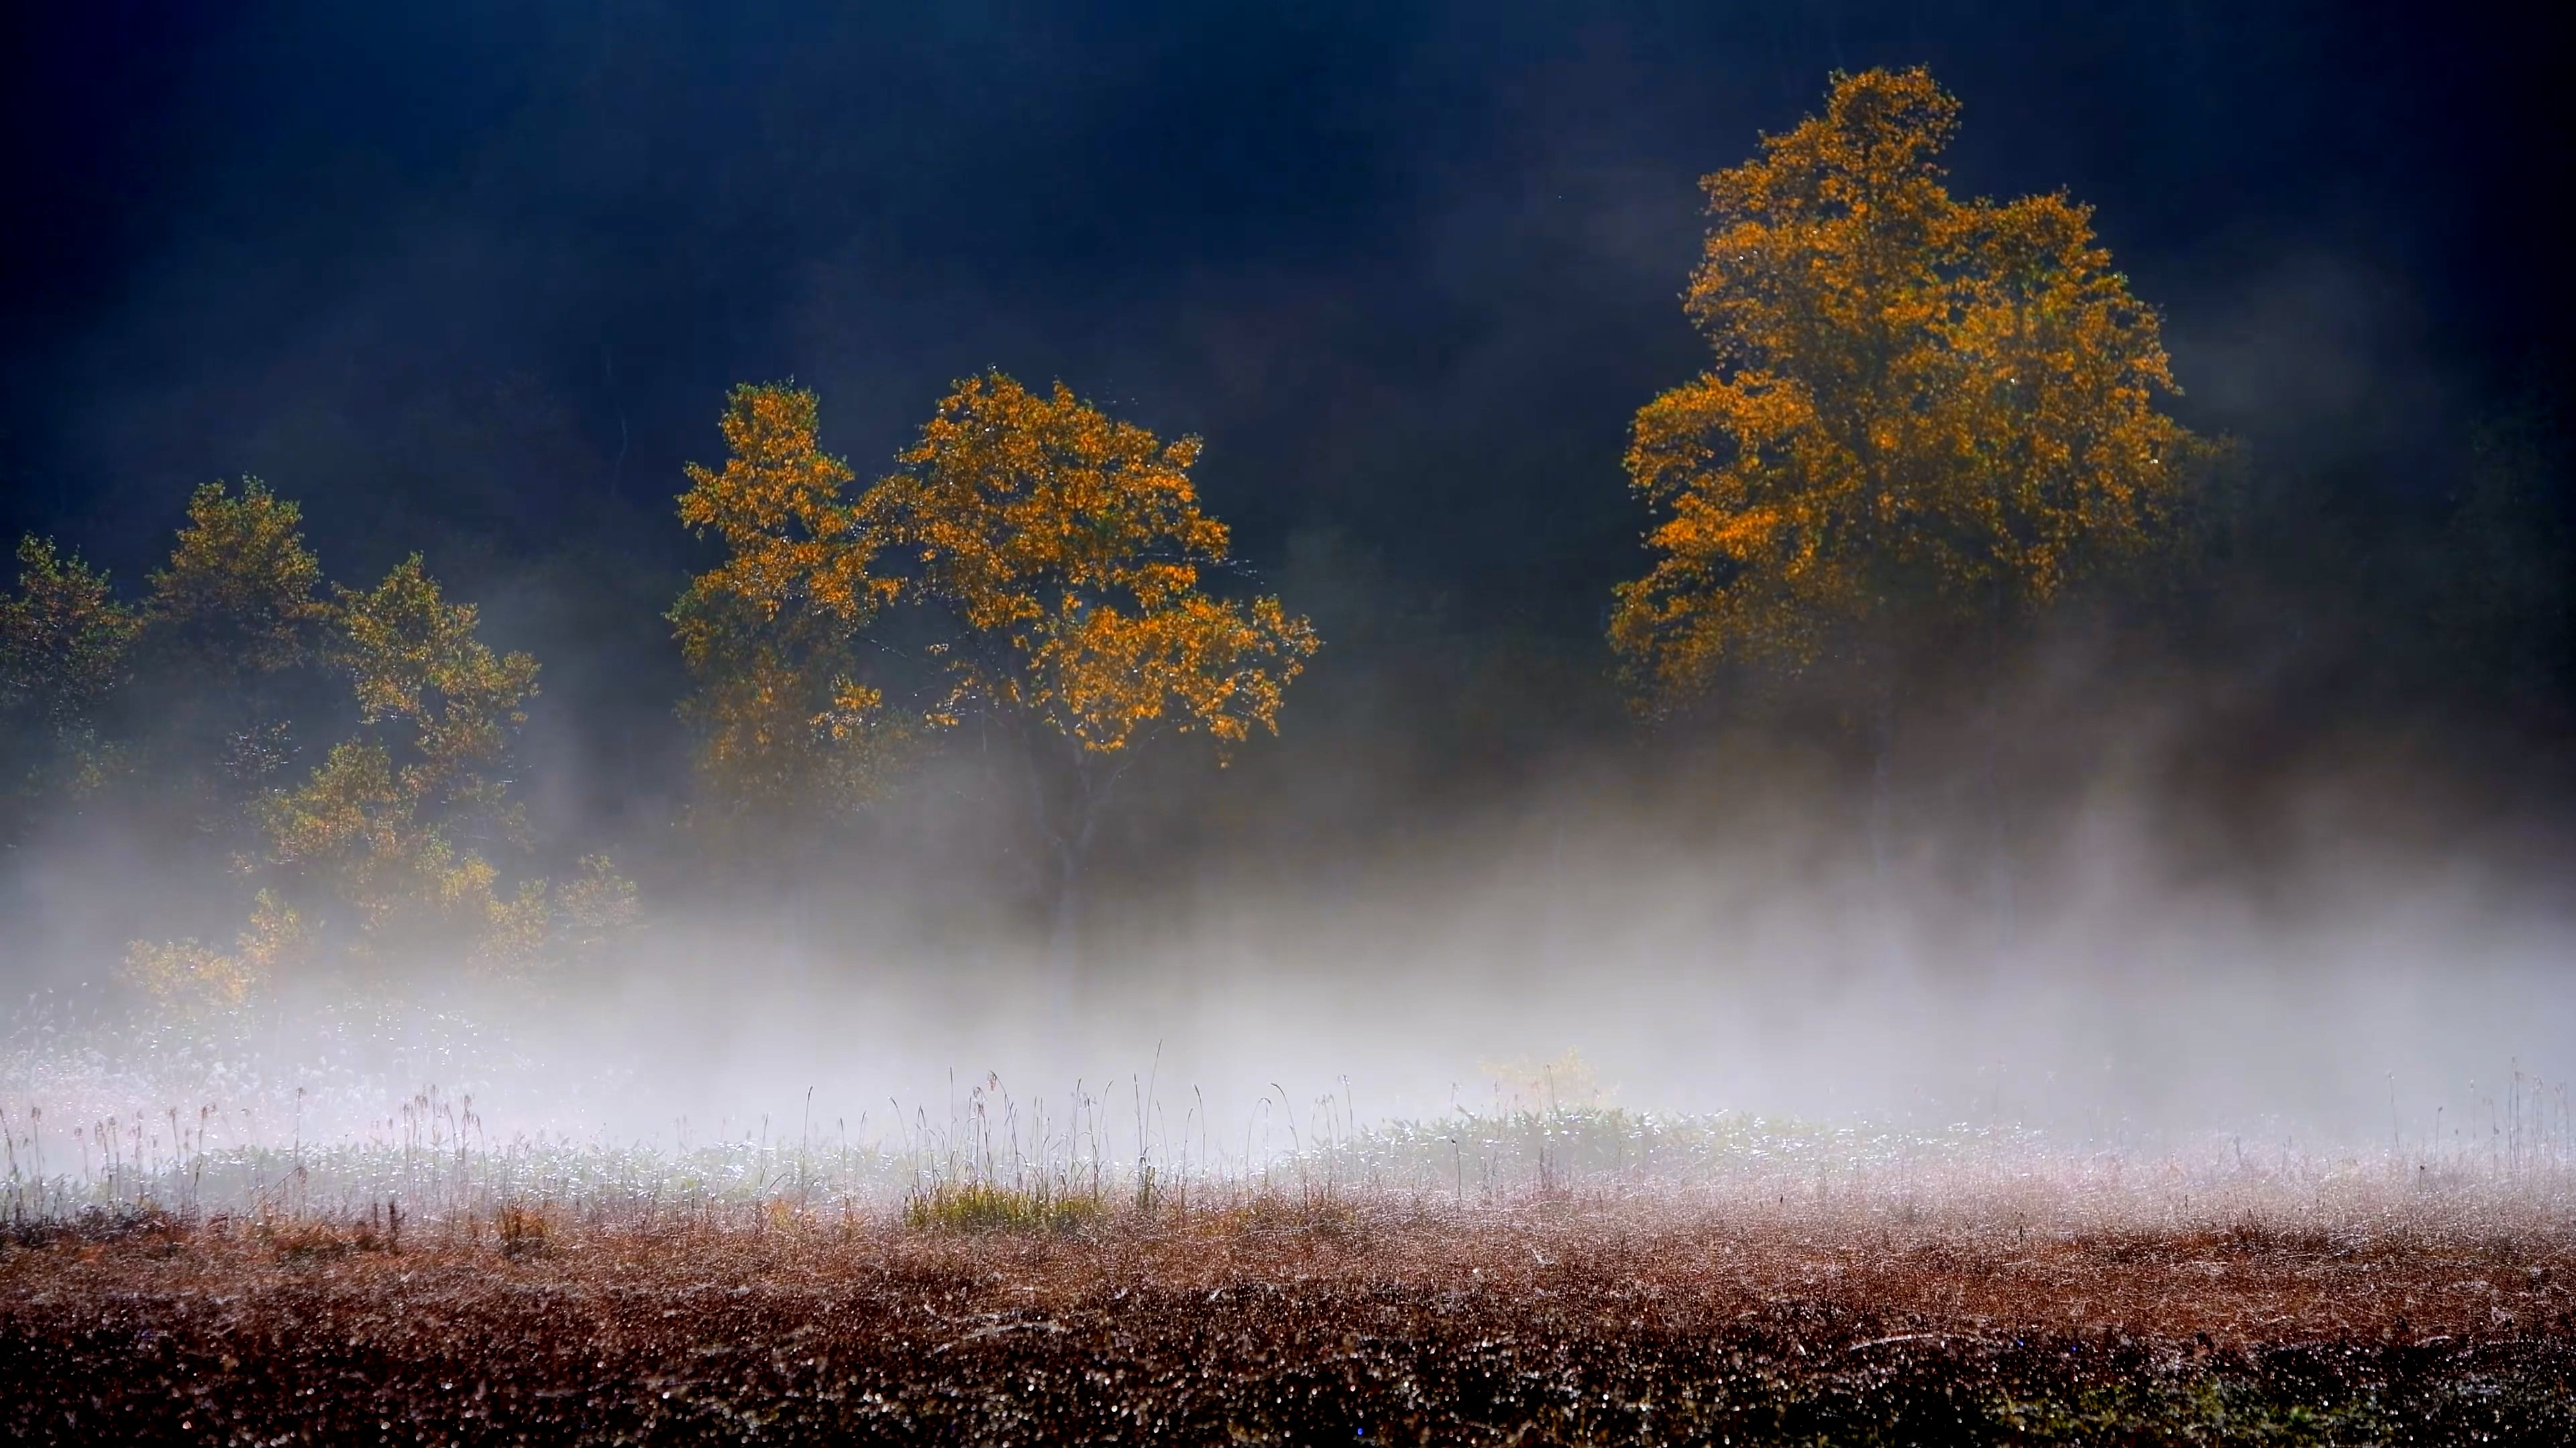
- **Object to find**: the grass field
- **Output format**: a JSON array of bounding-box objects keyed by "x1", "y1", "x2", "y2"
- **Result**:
[{"x1": 6, "y1": 1103, "x2": 2574, "y2": 1445}]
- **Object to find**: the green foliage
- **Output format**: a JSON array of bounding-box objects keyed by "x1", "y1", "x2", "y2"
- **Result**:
[
  {"x1": 129, "y1": 479, "x2": 335, "y2": 835},
  {"x1": 1, "y1": 537, "x2": 140, "y2": 733},
  {"x1": 88, "y1": 487, "x2": 641, "y2": 998},
  {"x1": 0, "y1": 535, "x2": 141, "y2": 830},
  {"x1": 253, "y1": 556, "x2": 547, "y2": 973},
  {"x1": 901, "y1": 1178, "x2": 1108, "y2": 1233},
  {"x1": 144, "y1": 479, "x2": 329, "y2": 681},
  {"x1": 550, "y1": 854, "x2": 643, "y2": 966},
  {"x1": 332, "y1": 554, "x2": 540, "y2": 811}
]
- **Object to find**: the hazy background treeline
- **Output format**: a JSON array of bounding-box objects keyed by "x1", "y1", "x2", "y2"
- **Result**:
[{"x1": 3, "y1": 1, "x2": 2573, "y2": 1002}]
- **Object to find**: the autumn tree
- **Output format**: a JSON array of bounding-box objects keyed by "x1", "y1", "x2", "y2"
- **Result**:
[
  {"x1": 0, "y1": 536, "x2": 140, "y2": 837},
  {"x1": 865, "y1": 372, "x2": 1319, "y2": 949},
  {"x1": 132, "y1": 546, "x2": 590, "y2": 1005},
  {"x1": 121, "y1": 890, "x2": 309, "y2": 1018},
  {"x1": 135, "y1": 479, "x2": 334, "y2": 830},
  {"x1": 674, "y1": 374, "x2": 1318, "y2": 958},
  {"x1": 669, "y1": 382, "x2": 893, "y2": 835},
  {"x1": 1612, "y1": 67, "x2": 2204, "y2": 720},
  {"x1": 253, "y1": 555, "x2": 550, "y2": 975}
]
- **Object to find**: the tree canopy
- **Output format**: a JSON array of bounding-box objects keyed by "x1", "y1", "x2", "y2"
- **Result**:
[
  {"x1": 257, "y1": 556, "x2": 546, "y2": 972},
  {"x1": 673, "y1": 372, "x2": 1319, "y2": 941},
  {"x1": 0, "y1": 483, "x2": 641, "y2": 1006},
  {"x1": 859, "y1": 372, "x2": 1318, "y2": 759},
  {"x1": 1611, "y1": 67, "x2": 2208, "y2": 714},
  {"x1": 0, "y1": 536, "x2": 139, "y2": 829},
  {"x1": 145, "y1": 479, "x2": 329, "y2": 683},
  {"x1": 669, "y1": 382, "x2": 890, "y2": 826}
]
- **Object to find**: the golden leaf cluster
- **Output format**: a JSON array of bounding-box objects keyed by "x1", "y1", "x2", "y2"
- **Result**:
[
  {"x1": 1611, "y1": 67, "x2": 2208, "y2": 711},
  {"x1": 673, "y1": 372, "x2": 1317, "y2": 817},
  {"x1": 677, "y1": 384, "x2": 876, "y2": 627},
  {"x1": 670, "y1": 383, "x2": 894, "y2": 820},
  {"x1": 861, "y1": 372, "x2": 1318, "y2": 756},
  {"x1": 120, "y1": 890, "x2": 309, "y2": 1012}
]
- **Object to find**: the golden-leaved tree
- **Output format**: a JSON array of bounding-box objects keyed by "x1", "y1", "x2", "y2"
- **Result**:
[
  {"x1": 669, "y1": 382, "x2": 892, "y2": 831},
  {"x1": 864, "y1": 372, "x2": 1320, "y2": 946},
  {"x1": 676, "y1": 373, "x2": 1318, "y2": 951},
  {"x1": 1611, "y1": 67, "x2": 2207, "y2": 725},
  {"x1": 121, "y1": 890, "x2": 310, "y2": 1016}
]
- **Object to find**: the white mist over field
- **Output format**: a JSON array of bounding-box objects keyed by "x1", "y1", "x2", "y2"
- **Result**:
[
  {"x1": 588, "y1": 821, "x2": 2571, "y2": 1153},
  {"x1": 11, "y1": 758, "x2": 2569, "y2": 1178}
]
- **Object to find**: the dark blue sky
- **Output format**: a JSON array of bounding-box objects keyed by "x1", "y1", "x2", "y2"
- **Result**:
[{"x1": 2, "y1": 0, "x2": 2563, "y2": 621}]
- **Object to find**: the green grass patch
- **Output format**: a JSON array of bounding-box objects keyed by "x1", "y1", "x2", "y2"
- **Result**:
[{"x1": 900, "y1": 1178, "x2": 1106, "y2": 1233}]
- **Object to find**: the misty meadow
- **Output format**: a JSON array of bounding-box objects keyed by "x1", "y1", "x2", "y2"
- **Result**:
[{"x1": 5, "y1": 6, "x2": 2575, "y2": 1445}]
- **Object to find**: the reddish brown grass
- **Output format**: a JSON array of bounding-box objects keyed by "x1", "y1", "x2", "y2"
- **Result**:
[{"x1": 5, "y1": 1190, "x2": 2573, "y2": 1444}]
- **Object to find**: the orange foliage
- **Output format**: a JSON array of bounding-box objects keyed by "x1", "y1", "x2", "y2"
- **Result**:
[
  {"x1": 673, "y1": 375, "x2": 1317, "y2": 828},
  {"x1": 860, "y1": 372, "x2": 1318, "y2": 756},
  {"x1": 669, "y1": 383, "x2": 893, "y2": 822},
  {"x1": 1611, "y1": 68, "x2": 2209, "y2": 711}
]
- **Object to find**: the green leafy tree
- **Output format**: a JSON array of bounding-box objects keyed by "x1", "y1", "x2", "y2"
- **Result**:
[
  {"x1": 255, "y1": 556, "x2": 547, "y2": 974},
  {"x1": 136, "y1": 479, "x2": 334, "y2": 827},
  {"x1": 0, "y1": 536, "x2": 140, "y2": 837},
  {"x1": 129, "y1": 544, "x2": 635, "y2": 1002},
  {"x1": 0, "y1": 483, "x2": 640, "y2": 1006},
  {"x1": 146, "y1": 478, "x2": 329, "y2": 679}
]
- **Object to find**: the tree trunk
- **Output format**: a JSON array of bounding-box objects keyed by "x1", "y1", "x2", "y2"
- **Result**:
[
  {"x1": 1016, "y1": 719, "x2": 1139, "y2": 1013},
  {"x1": 788, "y1": 872, "x2": 814, "y2": 991},
  {"x1": 1028, "y1": 735, "x2": 1100, "y2": 1013},
  {"x1": 1866, "y1": 663, "x2": 1902, "y2": 972},
  {"x1": 1868, "y1": 684, "x2": 1894, "y2": 890},
  {"x1": 1981, "y1": 579, "x2": 2015, "y2": 964},
  {"x1": 1044, "y1": 834, "x2": 1082, "y2": 1003}
]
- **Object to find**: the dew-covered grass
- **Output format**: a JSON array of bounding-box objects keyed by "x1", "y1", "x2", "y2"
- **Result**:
[
  {"x1": 6, "y1": 1088, "x2": 2575, "y2": 1445},
  {"x1": 8, "y1": 996, "x2": 2576, "y2": 1443},
  {"x1": 5, "y1": 1171, "x2": 2574, "y2": 1445}
]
